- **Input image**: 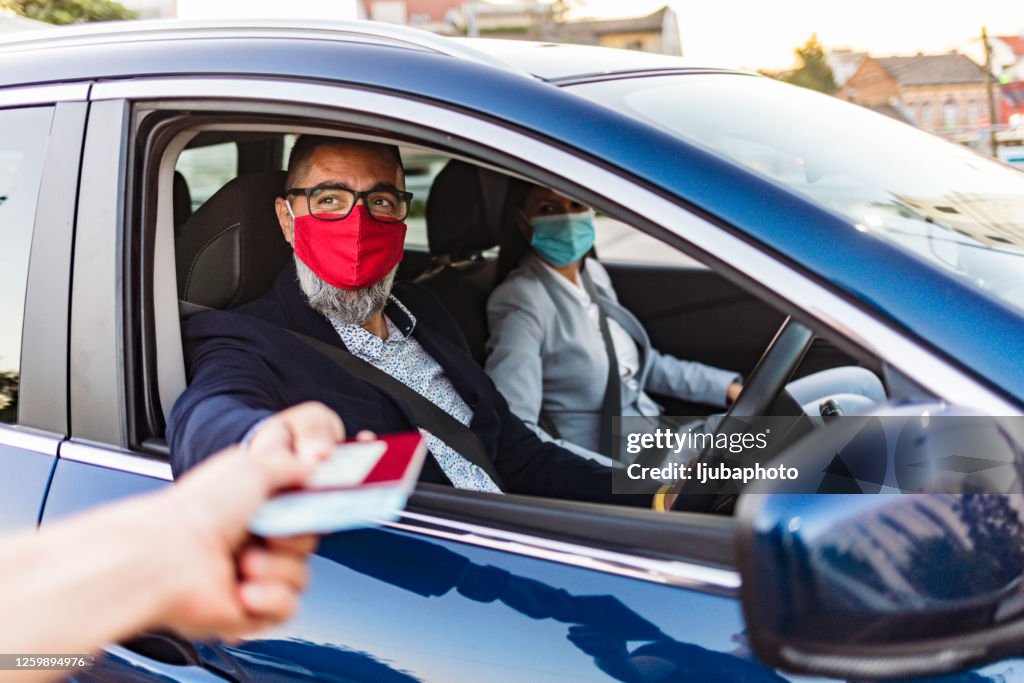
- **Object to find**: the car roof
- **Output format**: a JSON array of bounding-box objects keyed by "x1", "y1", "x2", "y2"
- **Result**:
[
  {"x1": 0, "y1": 19, "x2": 745, "y2": 85},
  {"x1": 449, "y1": 37, "x2": 744, "y2": 82}
]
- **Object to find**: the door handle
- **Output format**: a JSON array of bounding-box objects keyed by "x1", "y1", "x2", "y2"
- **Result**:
[{"x1": 103, "y1": 631, "x2": 243, "y2": 681}]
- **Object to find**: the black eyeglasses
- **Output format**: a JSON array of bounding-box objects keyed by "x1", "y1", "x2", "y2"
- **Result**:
[{"x1": 284, "y1": 184, "x2": 414, "y2": 222}]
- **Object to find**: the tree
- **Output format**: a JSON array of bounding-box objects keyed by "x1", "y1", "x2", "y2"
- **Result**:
[
  {"x1": 1, "y1": 0, "x2": 137, "y2": 25},
  {"x1": 550, "y1": 0, "x2": 578, "y2": 23},
  {"x1": 780, "y1": 34, "x2": 837, "y2": 95}
]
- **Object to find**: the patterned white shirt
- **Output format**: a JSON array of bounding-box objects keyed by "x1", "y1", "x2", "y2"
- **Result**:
[{"x1": 326, "y1": 297, "x2": 502, "y2": 494}]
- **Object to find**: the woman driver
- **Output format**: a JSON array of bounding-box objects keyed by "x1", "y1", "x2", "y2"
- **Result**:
[{"x1": 484, "y1": 182, "x2": 886, "y2": 466}]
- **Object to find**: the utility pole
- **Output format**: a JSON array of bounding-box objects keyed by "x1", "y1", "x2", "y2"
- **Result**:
[
  {"x1": 466, "y1": 0, "x2": 478, "y2": 37},
  {"x1": 982, "y1": 26, "x2": 1000, "y2": 157}
]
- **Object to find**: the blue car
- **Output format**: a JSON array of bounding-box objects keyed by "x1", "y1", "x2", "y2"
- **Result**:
[{"x1": 1, "y1": 19, "x2": 1024, "y2": 682}]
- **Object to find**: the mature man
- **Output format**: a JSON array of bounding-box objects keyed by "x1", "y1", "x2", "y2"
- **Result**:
[{"x1": 169, "y1": 135, "x2": 642, "y2": 504}]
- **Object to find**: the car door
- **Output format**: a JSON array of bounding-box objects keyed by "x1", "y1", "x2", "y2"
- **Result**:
[{"x1": 0, "y1": 86, "x2": 85, "y2": 534}]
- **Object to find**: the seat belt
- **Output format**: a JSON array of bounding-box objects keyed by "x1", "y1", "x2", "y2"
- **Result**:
[
  {"x1": 579, "y1": 269, "x2": 620, "y2": 458},
  {"x1": 284, "y1": 329, "x2": 505, "y2": 489},
  {"x1": 538, "y1": 410, "x2": 561, "y2": 439},
  {"x1": 179, "y1": 299, "x2": 212, "y2": 318},
  {"x1": 179, "y1": 299, "x2": 503, "y2": 487}
]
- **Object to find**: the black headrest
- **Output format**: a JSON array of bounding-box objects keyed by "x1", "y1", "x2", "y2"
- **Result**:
[
  {"x1": 425, "y1": 160, "x2": 503, "y2": 259},
  {"x1": 176, "y1": 170, "x2": 291, "y2": 309},
  {"x1": 172, "y1": 171, "x2": 192, "y2": 234}
]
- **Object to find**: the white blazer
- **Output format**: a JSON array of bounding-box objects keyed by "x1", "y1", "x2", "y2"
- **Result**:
[{"x1": 485, "y1": 255, "x2": 738, "y2": 461}]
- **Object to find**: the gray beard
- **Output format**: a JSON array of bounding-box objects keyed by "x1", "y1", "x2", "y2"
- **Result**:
[{"x1": 294, "y1": 255, "x2": 397, "y2": 326}]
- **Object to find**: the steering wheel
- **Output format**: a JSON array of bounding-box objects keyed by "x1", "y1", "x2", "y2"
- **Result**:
[{"x1": 671, "y1": 317, "x2": 814, "y2": 513}]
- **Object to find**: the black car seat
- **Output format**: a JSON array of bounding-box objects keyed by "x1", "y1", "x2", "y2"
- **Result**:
[
  {"x1": 172, "y1": 171, "x2": 193, "y2": 238},
  {"x1": 416, "y1": 160, "x2": 508, "y2": 364},
  {"x1": 176, "y1": 170, "x2": 291, "y2": 309}
]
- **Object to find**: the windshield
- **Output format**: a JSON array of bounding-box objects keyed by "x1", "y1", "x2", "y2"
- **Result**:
[{"x1": 571, "y1": 74, "x2": 1024, "y2": 315}]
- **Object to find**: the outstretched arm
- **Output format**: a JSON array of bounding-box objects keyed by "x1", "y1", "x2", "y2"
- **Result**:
[{"x1": 0, "y1": 404, "x2": 341, "y2": 679}]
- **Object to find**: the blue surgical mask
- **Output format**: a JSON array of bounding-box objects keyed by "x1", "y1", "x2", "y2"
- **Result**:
[{"x1": 529, "y1": 210, "x2": 596, "y2": 267}]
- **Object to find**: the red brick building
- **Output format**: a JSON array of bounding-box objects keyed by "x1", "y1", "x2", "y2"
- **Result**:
[
  {"x1": 838, "y1": 53, "x2": 990, "y2": 135},
  {"x1": 993, "y1": 36, "x2": 1024, "y2": 127}
]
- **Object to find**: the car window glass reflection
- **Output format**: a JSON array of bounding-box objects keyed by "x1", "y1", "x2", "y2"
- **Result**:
[
  {"x1": 573, "y1": 75, "x2": 1024, "y2": 316},
  {"x1": 0, "y1": 106, "x2": 53, "y2": 424}
]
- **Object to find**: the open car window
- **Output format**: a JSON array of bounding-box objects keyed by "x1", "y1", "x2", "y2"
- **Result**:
[
  {"x1": 0, "y1": 106, "x2": 52, "y2": 425},
  {"x1": 155, "y1": 122, "x2": 892, "y2": 487}
]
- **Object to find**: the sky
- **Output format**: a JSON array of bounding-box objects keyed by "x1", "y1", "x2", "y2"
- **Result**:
[
  {"x1": 176, "y1": 0, "x2": 1024, "y2": 71},
  {"x1": 175, "y1": 0, "x2": 361, "y2": 22}
]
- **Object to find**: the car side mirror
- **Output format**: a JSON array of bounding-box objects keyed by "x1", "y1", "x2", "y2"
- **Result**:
[{"x1": 736, "y1": 405, "x2": 1024, "y2": 679}]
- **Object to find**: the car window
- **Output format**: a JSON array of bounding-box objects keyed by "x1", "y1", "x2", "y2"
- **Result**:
[
  {"x1": 176, "y1": 141, "x2": 239, "y2": 211},
  {"x1": 593, "y1": 213, "x2": 701, "y2": 266},
  {"x1": 153, "y1": 121, "x2": 885, "y2": 501},
  {"x1": 572, "y1": 74, "x2": 1024, "y2": 315},
  {"x1": 0, "y1": 106, "x2": 53, "y2": 424}
]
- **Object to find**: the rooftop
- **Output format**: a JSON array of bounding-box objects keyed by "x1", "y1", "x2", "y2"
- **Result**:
[
  {"x1": 561, "y1": 7, "x2": 669, "y2": 36},
  {"x1": 876, "y1": 53, "x2": 988, "y2": 86},
  {"x1": 996, "y1": 35, "x2": 1024, "y2": 57},
  {"x1": 371, "y1": 0, "x2": 460, "y2": 23}
]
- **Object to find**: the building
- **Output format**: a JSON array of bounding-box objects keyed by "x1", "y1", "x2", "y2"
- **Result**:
[
  {"x1": 838, "y1": 53, "x2": 991, "y2": 139},
  {"x1": 1004, "y1": 82, "x2": 1024, "y2": 127},
  {"x1": 826, "y1": 49, "x2": 867, "y2": 89},
  {"x1": 989, "y1": 35, "x2": 1024, "y2": 132},
  {"x1": 362, "y1": 1, "x2": 681, "y2": 55},
  {"x1": 990, "y1": 34, "x2": 1024, "y2": 83},
  {"x1": 365, "y1": 0, "x2": 460, "y2": 34},
  {"x1": 472, "y1": 0, "x2": 553, "y2": 35},
  {"x1": 364, "y1": 0, "x2": 548, "y2": 36},
  {"x1": 895, "y1": 192, "x2": 1024, "y2": 247},
  {"x1": 553, "y1": 7, "x2": 681, "y2": 56}
]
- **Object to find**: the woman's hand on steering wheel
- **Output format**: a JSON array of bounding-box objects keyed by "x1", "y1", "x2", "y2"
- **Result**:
[{"x1": 668, "y1": 318, "x2": 815, "y2": 514}]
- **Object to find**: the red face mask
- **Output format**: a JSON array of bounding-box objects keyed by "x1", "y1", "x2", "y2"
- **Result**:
[{"x1": 292, "y1": 204, "x2": 407, "y2": 290}]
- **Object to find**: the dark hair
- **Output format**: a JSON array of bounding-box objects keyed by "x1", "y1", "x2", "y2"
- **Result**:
[
  {"x1": 495, "y1": 178, "x2": 593, "y2": 285},
  {"x1": 495, "y1": 177, "x2": 537, "y2": 285},
  {"x1": 285, "y1": 135, "x2": 404, "y2": 189}
]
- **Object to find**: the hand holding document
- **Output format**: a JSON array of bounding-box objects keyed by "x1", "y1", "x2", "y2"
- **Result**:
[{"x1": 249, "y1": 431, "x2": 427, "y2": 537}]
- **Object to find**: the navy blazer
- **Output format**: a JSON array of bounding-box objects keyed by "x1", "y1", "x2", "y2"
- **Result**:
[{"x1": 168, "y1": 263, "x2": 633, "y2": 504}]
